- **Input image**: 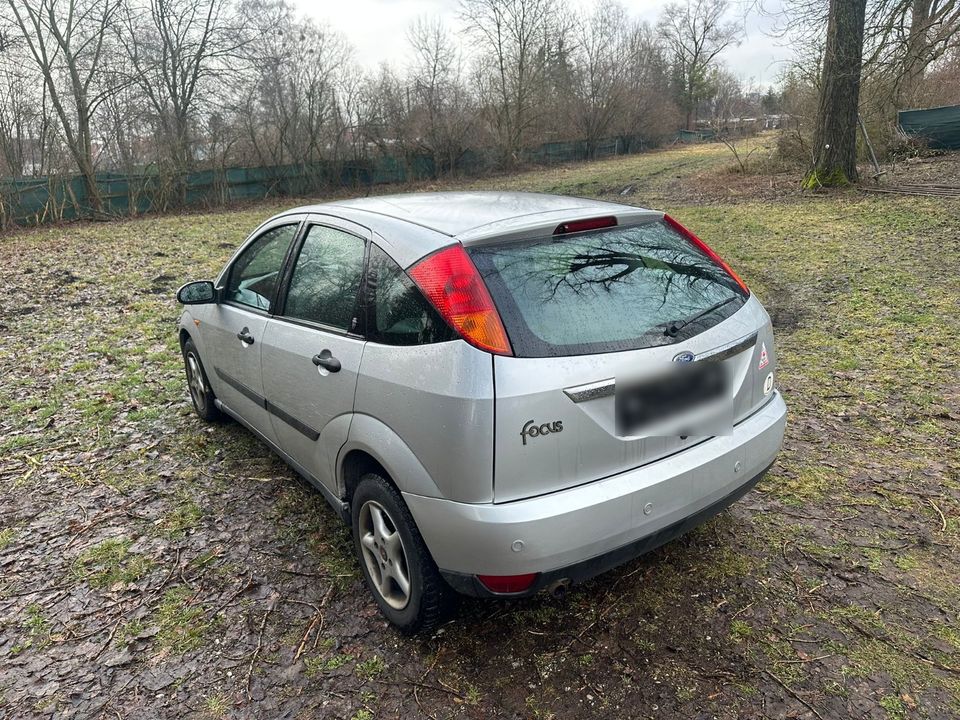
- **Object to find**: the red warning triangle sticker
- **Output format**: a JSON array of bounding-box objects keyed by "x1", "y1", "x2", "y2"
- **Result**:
[{"x1": 758, "y1": 342, "x2": 769, "y2": 370}]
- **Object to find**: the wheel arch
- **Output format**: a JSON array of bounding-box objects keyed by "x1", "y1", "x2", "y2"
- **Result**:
[{"x1": 337, "y1": 415, "x2": 444, "y2": 502}]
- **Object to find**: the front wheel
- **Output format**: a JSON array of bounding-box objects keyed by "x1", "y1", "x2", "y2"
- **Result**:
[
  {"x1": 182, "y1": 338, "x2": 221, "y2": 422},
  {"x1": 351, "y1": 473, "x2": 452, "y2": 634}
]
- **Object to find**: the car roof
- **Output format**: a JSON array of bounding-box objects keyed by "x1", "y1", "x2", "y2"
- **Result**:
[{"x1": 276, "y1": 191, "x2": 662, "y2": 267}]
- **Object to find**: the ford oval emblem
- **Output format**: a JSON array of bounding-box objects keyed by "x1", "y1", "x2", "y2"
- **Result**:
[{"x1": 673, "y1": 350, "x2": 695, "y2": 363}]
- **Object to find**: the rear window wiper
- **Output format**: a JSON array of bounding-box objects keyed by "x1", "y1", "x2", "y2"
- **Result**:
[{"x1": 664, "y1": 296, "x2": 741, "y2": 337}]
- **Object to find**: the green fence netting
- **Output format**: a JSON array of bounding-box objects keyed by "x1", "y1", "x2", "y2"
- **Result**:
[
  {"x1": 899, "y1": 104, "x2": 960, "y2": 150},
  {"x1": 0, "y1": 133, "x2": 656, "y2": 227}
]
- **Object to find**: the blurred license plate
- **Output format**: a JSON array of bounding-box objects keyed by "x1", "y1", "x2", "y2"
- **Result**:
[{"x1": 615, "y1": 361, "x2": 732, "y2": 438}]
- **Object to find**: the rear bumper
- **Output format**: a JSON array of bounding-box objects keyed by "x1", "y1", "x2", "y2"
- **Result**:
[{"x1": 403, "y1": 391, "x2": 786, "y2": 597}]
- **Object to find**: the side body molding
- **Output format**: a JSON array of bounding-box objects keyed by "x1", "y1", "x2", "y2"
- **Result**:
[{"x1": 337, "y1": 414, "x2": 443, "y2": 499}]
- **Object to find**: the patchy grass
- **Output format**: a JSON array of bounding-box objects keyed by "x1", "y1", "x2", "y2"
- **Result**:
[
  {"x1": 355, "y1": 655, "x2": 385, "y2": 680},
  {"x1": 0, "y1": 139, "x2": 958, "y2": 718},
  {"x1": 0, "y1": 528, "x2": 15, "y2": 551},
  {"x1": 305, "y1": 652, "x2": 354, "y2": 676},
  {"x1": 73, "y1": 537, "x2": 154, "y2": 589},
  {"x1": 155, "y1": 587, "x2": 217, "y2": 655}
]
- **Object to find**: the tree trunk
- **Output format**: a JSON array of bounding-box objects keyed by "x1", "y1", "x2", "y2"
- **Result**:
[
  {"x1": 804, "y1": 0, "x2": 867, "y2": 188},
  {"x1": 77, "y1": 112, "x2": 103, "y2": 214},
  {"x1": 899, "y1": 0, "x2": 932, "y2": 108}
]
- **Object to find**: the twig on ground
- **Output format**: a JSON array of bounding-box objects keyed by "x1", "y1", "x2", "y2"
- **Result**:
[
  {"x1": 763, "y1": 669, "x2": 827, "y2": 720},
  {"x1": 245, "y1": 598, "x2": 276, "y2": 700},
  {"x1": 844, "y1": 619, "x2": 960, "y2": 675},
  {"x1": 375, "y1": 678, "x2": 464, "y2": 700},
  {"x1": 93, "y1": 618, "x2": 122, "y2": 661},
  {"x1": 730, "y1": 602, "x2": 755, "y2": 619},
  {"x1": 928, "y1": 499, "x2": 948, "y2": 533},
  {"x1": 412, "y1": 685, "x2": 439, "y2": 720},
  {"x1": 210, "y1": 572, "x2": 255, "y2": 617},
  {"x1": 774, "y1": 654, "x2": 834, "y2": 664}
]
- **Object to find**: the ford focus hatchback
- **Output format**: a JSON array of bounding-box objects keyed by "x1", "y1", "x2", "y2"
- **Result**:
[{"x1": 176, "y1": 192, "x2": 786, "y2": 633}]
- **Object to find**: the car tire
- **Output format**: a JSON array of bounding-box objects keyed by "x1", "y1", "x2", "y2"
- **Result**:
[
  {"x1": 182, "y1": 337, "x2": 221, "y2": 422},
  {"x1": 351, "y1": 472, "x2": 452, "y2": 634}
]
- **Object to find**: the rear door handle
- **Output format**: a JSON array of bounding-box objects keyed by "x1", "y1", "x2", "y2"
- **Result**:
[
  {"x1": 237, "y1": 327, "x2": 255, "y2": 345},
  {"x1": 312, "y1": 350, "x2": 341, "y2": 373}
]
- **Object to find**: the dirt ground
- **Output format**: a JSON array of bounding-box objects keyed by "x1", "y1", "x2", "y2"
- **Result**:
[{"x1": 1, "y1": 141, "x2": 959, "y2": 719}]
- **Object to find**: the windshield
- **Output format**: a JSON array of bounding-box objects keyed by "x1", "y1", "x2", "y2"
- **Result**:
[{"x1": 468, "y1": 219, "x2": 748, "y2": 357}]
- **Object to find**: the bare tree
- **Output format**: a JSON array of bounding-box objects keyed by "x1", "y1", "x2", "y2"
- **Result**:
[
  {"x1": 406, "y1": 16, "x2": 476, "y2": 173},
  {"x1": 261, "y1": 20, "x2": 348, "y2": 164},
  {"x1": 772, "y1": 0, "x2": 960, "y2": 113},
  {"x1": 804, "y1": 0, "x2": 868, "y2": 187},
  {"x1": 568, "y1": 0, "x2": 628, "y2": 156},
  {"x1": 658, "y1": 0, "x2": 743, "y2": 131},
  {"x1": 460, "y1": 0, "x2": 565, "y2": 163},
  {"x1": 117, "y1": 0, "x2": 251, "y2": 184},
  {"x1": 5, "y1": 0, "x2": 123, "y2": 212},
  {"x1": 0, "y1": 51, "x2": 44, "y2": 176},
  {"x1": 864, "y1": 0, "x2": 960, "y2": 106},
  {"x1": 616, "y1": 22, "x2": 679, "y2": 147}
]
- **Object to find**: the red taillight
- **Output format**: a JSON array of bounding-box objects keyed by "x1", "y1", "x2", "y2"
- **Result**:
[
  {"x1": 663, "y1": 214, "x2": 749, "y2": 294},
  {"x1": 477, "y1": 573, "x2": 539, "y2": 594},
  {"x1": 554, "y1": 216, "x2": 617, "y2": 235},
  {"x1": 408, "y1": 244, "x2": 513, "y2": 356}
]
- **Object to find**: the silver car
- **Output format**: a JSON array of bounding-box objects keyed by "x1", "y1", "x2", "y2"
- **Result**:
[{"x1": 176, "y1": 192, "x2": 786, "y2": 633}]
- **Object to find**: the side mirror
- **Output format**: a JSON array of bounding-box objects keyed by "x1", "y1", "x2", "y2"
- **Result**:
[{"x1": 177, "y1": 280, "x2": 217, "y2": 305}]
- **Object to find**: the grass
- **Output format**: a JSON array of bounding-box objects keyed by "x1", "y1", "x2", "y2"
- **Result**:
[
  {"x1": 0, "y1": 136, "x2": 958, "y2": 718},
  {"x1": 155, "y1": 587, "x2": 217, "y2": 655},
  {"x1": 73, "y1": 538, "x2": 154, "y2": 589},
  {"x1": 0, "y1": 528, "x2": 15, "y2": 551},
  {"x1": 305, "y1": 652, "x2": 354, "y2": 675}
]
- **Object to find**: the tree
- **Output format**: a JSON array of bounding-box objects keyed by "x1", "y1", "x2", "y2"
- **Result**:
[
  {"x1": 658, "y1": 0, "x2": 742, "y2": 131},
  {"x1": 460, "y1": 0, "x2": 565, "y2": 163},
  {"x1": 774, "y1": 0, "x2": 960, "y2": 113},
  {"x1": 251, "y1": 13, "x2": 349, "y2": 165},
  {"x1": 568, "y1": 0, "x2": 628, "y2": 156},
  {"x1": 865, "y1": 0, "x2": 960, "y2": 107},
  {"x1": 117, "y1": 0, "x2": 251, "y2": 182},
  {"x1": 616, "y1": 22, "x2": 679, "y2": 146},
  {"x1": 5, "y1": 0, "x2": 122, "y2": 212},
  {"x1": 407, "y1": 16, "x2": 476, "y2": 173},
  {"x1": 804, "y1": 0, "x2": 868, "y2": 187}
]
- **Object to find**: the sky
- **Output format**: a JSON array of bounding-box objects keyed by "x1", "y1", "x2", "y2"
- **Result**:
[{"x1": 292, "y1": 0, "x2": 794, "y2": 89}]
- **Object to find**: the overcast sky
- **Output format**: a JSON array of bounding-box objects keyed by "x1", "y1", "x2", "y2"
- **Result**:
[{"x1": 292, "y1": 0, "x2": 794, "y2": 89}]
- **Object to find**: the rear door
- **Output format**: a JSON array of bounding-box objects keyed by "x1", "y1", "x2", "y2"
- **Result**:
[
  {"x1": 205, "y1": 219, "x2": 302, "y2": 441},
  {"x1": 469, "y1": 218, "x2": 773, "y2": 502},
  {"x1": 259, "y1": 216, "x2": 368, "y2": 494}
]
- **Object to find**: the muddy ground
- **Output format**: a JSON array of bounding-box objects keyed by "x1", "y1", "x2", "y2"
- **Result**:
[{"x1": 1, "y1": 142, "x2": 959, "y2": 719}]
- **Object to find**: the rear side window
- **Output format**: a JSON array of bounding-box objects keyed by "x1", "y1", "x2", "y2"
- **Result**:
[
  {"x1": 469, "y1": 220, "x2": 748, "y2": 357},
  {"x1": 364, "y1": 245, "x2": 455, "y2": 346},
  {"x1": 283, "y1": 225, "x2": 366, "y2": 330}
]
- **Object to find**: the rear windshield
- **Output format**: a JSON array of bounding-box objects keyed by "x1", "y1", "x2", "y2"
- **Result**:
[{"x1": 468, "y1": 220, "x2": 748, "y2": 357}]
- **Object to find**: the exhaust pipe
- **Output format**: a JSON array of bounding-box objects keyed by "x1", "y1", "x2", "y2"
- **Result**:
[{"x1": 547, "y1": 578, "x2": 571, "y2": 600}]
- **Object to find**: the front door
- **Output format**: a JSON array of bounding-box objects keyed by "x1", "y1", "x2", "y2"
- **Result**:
[
  {"x1": 206, "y1": 220, "x2": 301, "y2": 442},
  {"x1": 260, "y1": 219, "x2": 368, "y2": 493}
]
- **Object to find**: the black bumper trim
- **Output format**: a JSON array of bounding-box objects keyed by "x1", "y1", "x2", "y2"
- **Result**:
[{"x1": 440, "y1": 461, "x2": 774, "y2": 599}]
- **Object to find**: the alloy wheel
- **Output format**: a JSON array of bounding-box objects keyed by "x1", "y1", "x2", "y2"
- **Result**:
[
  {"x1": 186, "y1": 353, "x2": 206, "y2": 411},
  {"x1": 358, "y1": 500, "x2": 411, "y2": 610}
]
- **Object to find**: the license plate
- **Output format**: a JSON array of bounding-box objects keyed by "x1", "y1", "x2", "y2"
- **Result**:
[{"x1": 615, "y1": 360, "x2": 732, "y2": 438}]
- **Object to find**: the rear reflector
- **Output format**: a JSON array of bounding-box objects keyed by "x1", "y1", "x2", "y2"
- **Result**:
[
  {"x1": 662, "y1": 214, "x2": 749, "y2": 294},
  {"x1": 477, "y1": 573, "x2": 539, "y2": 594},
  {"x1": 554, "y1": 216, "x2": 617, "y2": 235},
  {"x1": 408, "y1": 244, "x2": 513, "y2": 355}
]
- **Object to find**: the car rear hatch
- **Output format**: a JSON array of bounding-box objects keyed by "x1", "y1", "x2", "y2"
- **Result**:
[{"x1": 465, "y1": 214, "x2": 777, "y2": 503}]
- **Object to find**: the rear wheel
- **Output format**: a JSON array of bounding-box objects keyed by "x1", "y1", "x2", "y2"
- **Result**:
[
  {"x1": 351, "y1": 473, "x2": 452, "y2": 633},
  {"x1": 182, "y1": 338, "x2": 221, "y2": 422}
]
